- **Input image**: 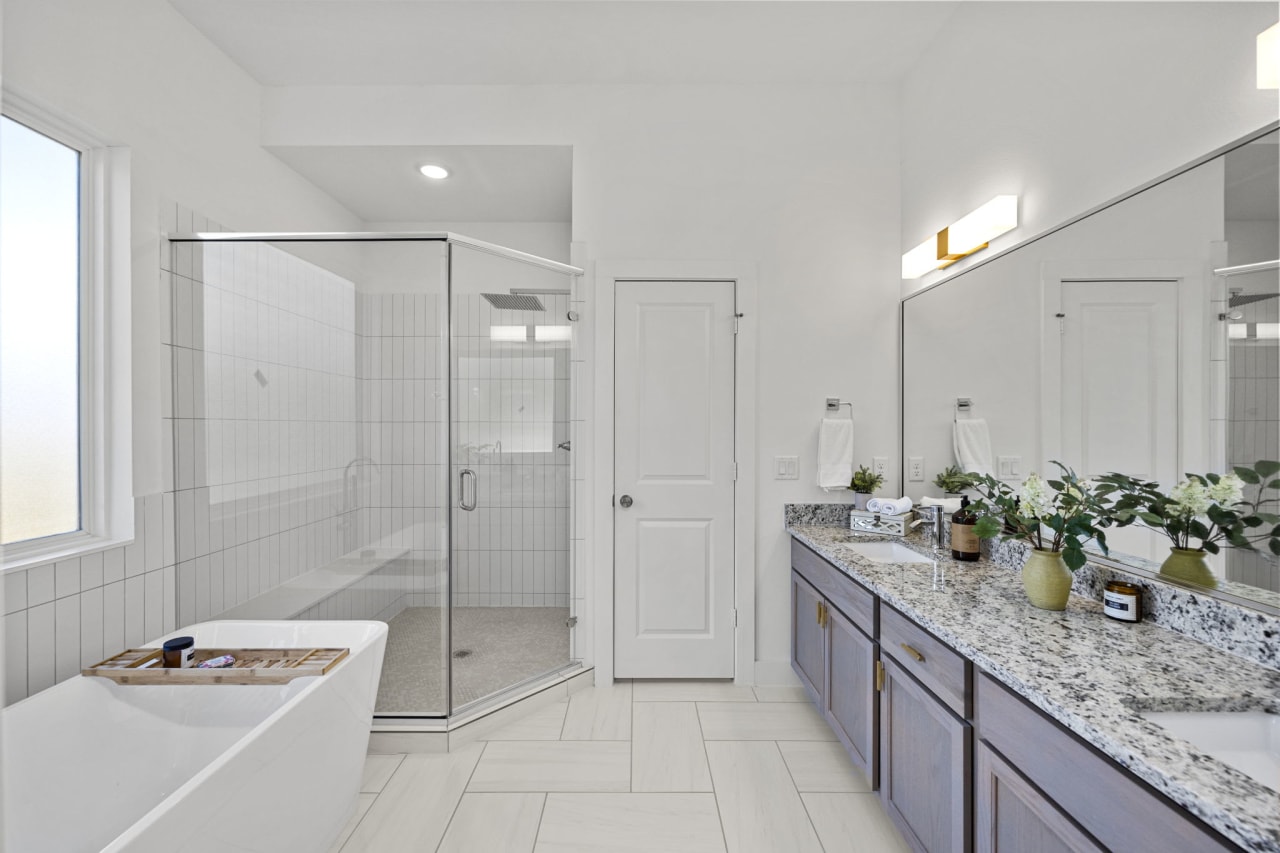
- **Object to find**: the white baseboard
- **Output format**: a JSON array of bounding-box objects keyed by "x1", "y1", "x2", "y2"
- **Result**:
[{"x1": 752, "y1": 659, "x2": 802, "y2": 686}]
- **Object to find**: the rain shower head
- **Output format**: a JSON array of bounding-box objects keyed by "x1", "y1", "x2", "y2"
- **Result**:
[
  {"x1": 1228, "y1": 292, "x2": 1280, "y2": 308},
  {"x1": 482, "y1": 293, "x2": 545, "y2": 311}
]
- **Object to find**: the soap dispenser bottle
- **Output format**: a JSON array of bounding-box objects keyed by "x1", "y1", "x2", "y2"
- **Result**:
[{"x1": 951, "y1": 496, "x2": 980, "y2": 562}]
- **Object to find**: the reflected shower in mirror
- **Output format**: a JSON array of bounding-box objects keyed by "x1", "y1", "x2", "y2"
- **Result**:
[{"x1": 901, "y1": 126, "x2": 1280, "y2": 611}]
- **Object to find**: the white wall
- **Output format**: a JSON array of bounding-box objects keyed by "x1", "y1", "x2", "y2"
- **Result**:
[
  {"x1": 900, "y1": 2, "x2": 1278, "y2": 296},
  {"x1": 2, "y1": 0, "x2": 362, "y2": 498},
  {"x1": 264, "y1": 83, "x2": 904, "y2": 671}
]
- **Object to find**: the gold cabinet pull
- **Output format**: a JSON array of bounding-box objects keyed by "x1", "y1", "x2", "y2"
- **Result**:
[
  {"x1": 875, "y1": 659, "x2": 885, "y2": 692},
  {"x1": 899, "y1": 643, "x2": 925, "y2": 663},
  {"x1": 816, "y1": 600, "x2": 824, "y2": 627},
  {"x1": 819, "y1": 602, "x2": 828, "y2": 628}
]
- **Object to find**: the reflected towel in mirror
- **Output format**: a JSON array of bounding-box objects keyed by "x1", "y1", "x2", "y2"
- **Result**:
[{"x1": 953, "y1": 418, "x2": 994, "y2": 477}]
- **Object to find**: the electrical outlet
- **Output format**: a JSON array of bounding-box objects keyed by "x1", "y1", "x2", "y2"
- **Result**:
[
  {"x1": 998, "y1": 455, "x2": 1021, "y2": 479},
  {"x1": 872, "y1": 456, "x2": 889, "y2": 479},
  {"x1": 775, "y1": 456, "x2": 799, "y2": 480},
  {"x1": 908, "y1": 457, "x2": 925, "y2": 482}
]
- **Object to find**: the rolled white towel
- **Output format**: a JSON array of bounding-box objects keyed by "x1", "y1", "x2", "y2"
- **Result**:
[
  {"x1": 874, "y1": 496, "x2": 914, "y2": 517},
  {"x1": 865, "y1": 497, "x2": 883, "y2": 513},
  {"x1": 921, "y1": 496, "x2": 962, "y2": 513}
]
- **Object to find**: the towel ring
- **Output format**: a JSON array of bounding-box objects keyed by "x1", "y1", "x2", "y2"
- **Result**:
[
  {"x1": 954, "y1": 397, "x2": 973, "y2": 422},
  {"x1": 825, "y1": 397, "x2": 854, "y2": 419}
]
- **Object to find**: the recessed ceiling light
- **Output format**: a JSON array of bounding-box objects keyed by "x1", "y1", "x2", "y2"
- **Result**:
[{"x1": 419, "y1": 164, "x2": 449, "y2": 180}]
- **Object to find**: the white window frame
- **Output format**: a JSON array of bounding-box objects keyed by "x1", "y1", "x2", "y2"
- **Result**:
[{"x1": 1, "y1": 90, "x2": 133, "y2": 571}]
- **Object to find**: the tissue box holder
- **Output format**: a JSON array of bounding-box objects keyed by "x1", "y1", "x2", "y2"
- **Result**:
[{"x1": 849, "y1": 510, "x2": 906, "y2": 536}]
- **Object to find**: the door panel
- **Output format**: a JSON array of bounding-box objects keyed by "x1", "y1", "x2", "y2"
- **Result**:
[
  {"x1": 615, "y1": 280, "x2": 736, "y2": 677},
  {"x1": 975, "y1": 741, "x2": 1103, "y2": 853},
  {"x1": 880, "y1": 655, "x2": 972, "y2": 853},
  {"x1": 791, "y1": 572, "x2": 825, "y2": 702},
  {"x1": 826, "y1": 605, "x2": 877, "y2": 787},
  {"x1": 1060, "y1": 281, "x2": 1178, "y2": 561}
]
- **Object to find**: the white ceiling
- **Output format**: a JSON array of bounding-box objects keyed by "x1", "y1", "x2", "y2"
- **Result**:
[
  {"x1": 267, "y1": 144, "x2": 572, "y2": 222},
  {"x1": 168, "y1": 1, "x2": 959, "y2": 86}
]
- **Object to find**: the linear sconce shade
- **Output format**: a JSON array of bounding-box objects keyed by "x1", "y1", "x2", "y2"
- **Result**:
[
  {"x1": 902, "y1": 236, "x2": 941, "y2": 279},
  {"x1": 1260, "y1": 22, "x2": 1279, "y2": 89},
  {"x1": 901, "y1": 195, "x2": 1019, "y2": 279}
]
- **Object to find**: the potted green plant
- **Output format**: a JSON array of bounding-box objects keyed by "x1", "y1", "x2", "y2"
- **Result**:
[
  {"x1": 1096, "y1": 462, "x2": 1280, "y2": 590},
  {"x1": 965, "y1": 462, "x2": 1114, "y2": 610},
  {"x1": 848, "y1": 465, "x2": 884, "y2": 511},
  {"x1": 933, "y1": 464, "x2": 973, "y2": 496}
]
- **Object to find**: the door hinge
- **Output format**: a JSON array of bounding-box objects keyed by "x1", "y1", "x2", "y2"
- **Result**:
[
  {"x1": 733, "y1": 462, "x2": 739, "y2": 481},
  {"x1": 1055, "y1": 312, "x2": 1065, "y2": 334},
  {"x1": 733, "y1": 312, "x2": 743, "y2": 334},
  {"x1": 875, "y1": 659, "x2": 885, "y2": 692},
  {"x1": 733, "y1": 608, "x2": 738, "y2": 627}
]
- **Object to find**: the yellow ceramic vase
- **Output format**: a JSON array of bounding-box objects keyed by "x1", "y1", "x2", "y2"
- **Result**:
[
  {"x1": 1022, "y1": 549, "x2": 1072, "y2": 611},
  {"x1": 1158, "y1": 548, "x2": 1218, "y2": 589}
]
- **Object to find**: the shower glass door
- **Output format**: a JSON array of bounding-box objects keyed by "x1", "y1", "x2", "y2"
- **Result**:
[{"x1": 448, "y1": 241, "x2": 577, "y2": 712}]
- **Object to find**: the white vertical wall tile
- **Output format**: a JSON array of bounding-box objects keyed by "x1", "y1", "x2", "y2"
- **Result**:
[
  {"x1": 144, "y1": 570, "x2": 164, "y2": 642},
  {"x1": 55, "y1": 558, "x2": 81, "y2": 598},
  {"x1": 27, "y1": 564, "x2": 55, "y2": 606},
  {"x1": 79, "y1": 586, "x2": 104, "y2": 667},
  {"x1": 103, "y1": 580, "x2": 125, "y2": 658},
  {"x1": 104, "y1": 547, "x2": 126, "y2": 585},
  {"x1": 26, "y1": 602, "x2": 56, "y2": 695},
  {"x1": 54, "y1": 595, "x2": 81, "y2": 682},
  {"x1": 80, "y1": 552, "x2": 105, "y2": 591},
  {"x1": 4, "y1": 570, "x2": 27, "y2": 614},
  {"x1": 4, "y1": 611, "x2": 28, "y2": 704}
]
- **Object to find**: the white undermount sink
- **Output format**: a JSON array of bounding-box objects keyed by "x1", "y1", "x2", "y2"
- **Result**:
[
  {"x1": 1140, "y1": 710, "x2": 1280, "y2": 792},
  {"x1": 843, "y1": 541, "x2": 934, "y2": 564}
]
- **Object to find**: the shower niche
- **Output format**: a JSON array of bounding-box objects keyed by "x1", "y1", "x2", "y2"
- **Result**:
[{"x1": 164, "y1": 232, "x2": 582, "y2": 719}]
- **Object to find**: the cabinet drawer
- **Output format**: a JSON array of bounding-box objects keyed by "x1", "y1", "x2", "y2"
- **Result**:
[
  {"x1": 881, "y1": 605, "x2": 970, "y2": 717},
  {"x1": 976, "y1": 673, "x2": 1237, "y2": 853},
  {"x1": 791, "y1": 539, "x2": 876, "y2": 634}
]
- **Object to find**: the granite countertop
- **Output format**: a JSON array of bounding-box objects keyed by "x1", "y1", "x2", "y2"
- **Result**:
[{"x1": 787, "y1": 522, "x2": 1280, "y2": 853}]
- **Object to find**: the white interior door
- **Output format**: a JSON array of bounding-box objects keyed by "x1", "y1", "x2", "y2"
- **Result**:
[
  {"x1": 1059, "y1": 280, "x2": 1179, "y2": 560},
  {"x1": 613, "y1": 280, "x2": 736, "y2": 678}
]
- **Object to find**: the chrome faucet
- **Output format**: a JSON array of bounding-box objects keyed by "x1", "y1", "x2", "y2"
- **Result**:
[{"x1": 910, "y1": 505, "x2": 947, "y2": 550}]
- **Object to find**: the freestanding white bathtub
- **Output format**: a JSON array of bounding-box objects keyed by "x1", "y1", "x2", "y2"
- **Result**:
[{"x1": 2, "y1": 620, "x2": 387, "y2": 853}]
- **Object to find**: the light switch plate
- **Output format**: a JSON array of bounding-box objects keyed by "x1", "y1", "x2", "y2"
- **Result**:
[
  {"x1": 998, "y1": 456, "x2": 1021, "y2": 479},
  {"x1": 872, "y1": 456, "x2": 889, "y2": 479},
  {"x1": 908, "y1": 457, "x2": 925, "y2": 482},
  {"x1": 775, "y1": 456, "x2": 799, "y2": 480}
]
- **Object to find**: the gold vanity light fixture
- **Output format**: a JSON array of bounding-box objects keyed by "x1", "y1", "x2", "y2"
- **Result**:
[
  {"x1": 901, "y1": 195, "x2": 1019, "y2": 279},
  {"x1": 1260, "y1": 22, "x2": 1279, "y2": 89}
]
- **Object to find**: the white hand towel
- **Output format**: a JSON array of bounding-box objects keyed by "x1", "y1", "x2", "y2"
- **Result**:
[
  {"x1": 875, "y1": 496, "x2": 914, "y2": 517},
  {"x1": 817, "y1": 418, "x2": 854, "y2": 491},
  {"x1": 865, "y1": 497, "x2": 884, "y2": 513},
  {"x1": 921, "y1": 496, "x2": 963, "y2": 513},
  {"x1": 953, "y1": 418, "x2": 994, "y2": 477}
]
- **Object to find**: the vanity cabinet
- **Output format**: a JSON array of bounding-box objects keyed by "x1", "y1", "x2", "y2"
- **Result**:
[
  {"x1": 879, "y1": 607, "x2": 973, "y2": 853},
  {"x1": 791, "y1": 571, "x2": 826, "y2": 701},
  {"x1": 789, "y1": 536, "x2": 1244, "y2": 853},
  {"x1": 791, "y1": 540, "x2": 879, "y2": 784},
  {"x1": 974, "y1": 740, "x2": 1103, "y2": 853},
  {"x1": 975, "y1": 674, "x2": 1238, "y2": 853}
]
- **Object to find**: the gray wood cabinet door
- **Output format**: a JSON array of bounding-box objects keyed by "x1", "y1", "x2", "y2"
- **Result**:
[
  {"x1": 825, "y1": 604, "x2": 878, "y2": 786},
  {"x1": 975, "y1": 741, "x2": 1103, "y2": 853},
  {"x1": 791, "y1": 570, "x2": 825, "y2": 703},
  {"x1": 880, "y1": 655, "x2": 972, "y2": 853}
]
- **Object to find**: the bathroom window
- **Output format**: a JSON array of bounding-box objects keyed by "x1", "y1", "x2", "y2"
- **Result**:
[{"x1": 0, "y1": 97, "x2": 132, "y2": 568}]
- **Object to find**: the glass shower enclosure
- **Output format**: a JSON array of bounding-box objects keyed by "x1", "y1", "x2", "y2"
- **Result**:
[{"x1": 164, "y1": 232, "x2": 580, "y2": 718}]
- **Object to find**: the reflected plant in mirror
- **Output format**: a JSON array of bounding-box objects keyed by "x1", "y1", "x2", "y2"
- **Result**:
[
  {"x1": 1098, "y1": 462, "x2": 1280, "y2": 590},
  {"x1": 933, "y1": 464, "x2": 974, "y2": 496}
]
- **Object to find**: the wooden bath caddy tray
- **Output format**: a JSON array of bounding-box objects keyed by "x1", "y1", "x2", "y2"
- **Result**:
[{"x1": 82, "y1": 647, "x2": 350, "y2": 684}]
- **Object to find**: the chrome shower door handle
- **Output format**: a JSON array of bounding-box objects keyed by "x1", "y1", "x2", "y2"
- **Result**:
[{"x1": 459, "y1": 468, "x2": 477, "y2": 511}]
